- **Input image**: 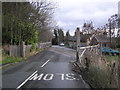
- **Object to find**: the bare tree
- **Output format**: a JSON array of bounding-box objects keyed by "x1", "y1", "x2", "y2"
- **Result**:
[
  {"x1": 32, "y1": 0, "x2": 56, "y2": 42},
  {"x1": 82, "y1": 21, "x2": 94, "y2": 34}
]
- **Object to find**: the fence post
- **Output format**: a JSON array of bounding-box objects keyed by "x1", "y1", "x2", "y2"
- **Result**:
[
  {"x1": 9, "y1": 45, "x2": 12, "y2": 56},
  {"x1": 118, "y1": 3, "x2": 120, "y2": 89},
  {"x1": 118, "y1": 58, "x2": 120, "y2": 89},
  {"x1": 20, "y1": 41, "x2": 25, "y2": 57},
  {"x1": 76, "y1": 27, "x2": 80, "y2": 62}
]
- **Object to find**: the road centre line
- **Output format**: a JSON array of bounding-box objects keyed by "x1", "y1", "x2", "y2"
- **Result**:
[
  {"x1": 16, "y1": 70, "x2": 38, "y2": 89},
  {"x1": 41, "y1": 55, "x2": 54, "y2": 68},
  {"x1": 41, "y1": 60, "x2": 50, "y2": 67}
]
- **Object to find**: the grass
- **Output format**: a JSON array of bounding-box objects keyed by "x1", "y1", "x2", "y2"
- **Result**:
[
  {"x1": 89, "y1": 67, "x2": 111, "y2": 88},
  {"x1": 103, "y1": 55, "x2": 119, "y2": 61},
  {"x1": 89, "y1": 65, "x2": 119, "y2": 88},
  {"x1": 87, "y1": 55, "x2": 120, "y2": 88},
  {"x1": 28, "y1": 48, "x2": 44, "y2": 58},
  {"x1": 0, "y1": 53, "x2": 25, "y2": 65},
  {"x1": 0, "y1": 48, "x2": 44, "y2": 66}
]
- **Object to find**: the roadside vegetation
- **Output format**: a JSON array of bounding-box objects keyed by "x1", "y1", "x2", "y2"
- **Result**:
[
  {"x1": 1, "y1": 53, "x2": 24, "y2": 65},
  {"x1": 90, "y1": 55, "x2": 119, "y2": 88},
  {"x1": 81, "y1": 52, "x2": 120, "y2": 88},
  {"x1": 1, "y1": 48, "x2": 44, "y2": 67},
  {"x1": 2, "y1": 1, "x2": 56, "y2": 67},
  {"x1": 2, "y1": 1, "x2": 55, "y2": 45},
  {"x1": 104, "y1": 55, "x2": 119, "y2": 61}
]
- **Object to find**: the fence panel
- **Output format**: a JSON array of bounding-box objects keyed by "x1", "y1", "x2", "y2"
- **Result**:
[
  {"x1": 10, "y1": 45, "x2": 20, "y2": 57},
  {"x1": 25, "y1": 45, "x2": 32, "y2": 57},
  {"x1": 9, "y1": 42, "x2": 51, "y2": 57}
]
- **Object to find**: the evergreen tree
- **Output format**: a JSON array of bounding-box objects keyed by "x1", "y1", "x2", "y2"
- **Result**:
[{"x1": 65, "y1": 30, "x2": 71, "y2": 46}]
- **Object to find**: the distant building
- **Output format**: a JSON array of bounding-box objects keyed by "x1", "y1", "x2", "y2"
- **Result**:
[
  {"x1": 89, "y1": 35, "x2": 119, "y2": 48},
  {"x1": 89, "y1": 35, "x2": 110, "y2": 47},
  {"x1": 68, "y1": 34, "x2": 92, "y2": 48}
]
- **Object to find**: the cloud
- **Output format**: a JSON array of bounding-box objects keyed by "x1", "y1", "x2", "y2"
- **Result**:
[{"x1": 52, "y1": 0, "x2": 119, "y2": 35}]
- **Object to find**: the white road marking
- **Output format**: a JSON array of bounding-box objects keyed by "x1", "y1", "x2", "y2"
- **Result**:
[
  {"x1": 17, "y1": 72, "x2": 80, "y2": 88},
  {"x1": 43, "y1": 74, "x2": 54, "y2": 80},
  {"x1": 16, "y1": 70, "x2": 38, "y2": 89},
  {"x1": 56, "y1": 73, "x2": 65, "y2": 80},
  {"x1": 66, "y1": 73, "x2": 76, "y2": 80},
  {"x1": 41, "y1": 60, "x2": 50, "y2": 68},
  {"x1": 41, "y1": 55, "x2": 54, "y2": 68}
]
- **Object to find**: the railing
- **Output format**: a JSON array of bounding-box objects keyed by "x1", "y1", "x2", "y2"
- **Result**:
[{"x1": 80, "y1": 45, "x2": 99, "y2": 50}]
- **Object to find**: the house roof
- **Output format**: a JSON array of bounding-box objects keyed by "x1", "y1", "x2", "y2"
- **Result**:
[
  {"x1": 94, "y1": 35, "x2": 110, "y2": 43},
  {"x1": 68, "y1": 36, "x2": 76, "y2": 41},
  {"x1": 68, "y1": 34, "x2": 92, "y2": 42}
]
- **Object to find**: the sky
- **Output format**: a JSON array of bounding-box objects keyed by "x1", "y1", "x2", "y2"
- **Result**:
[{"x1": 51, "y1": 0, "x2": 119, "y2": 36}]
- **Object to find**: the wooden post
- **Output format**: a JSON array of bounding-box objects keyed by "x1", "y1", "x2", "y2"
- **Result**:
[
  {"x1": 118, "y1": 2, "x2": 120, "y2": 89},
  {"x1": 118, "y1": 57, "x2": 120, "y2": 89},
  {"x1": 100, "y1": 43, "x2": 102, "y2": 56},
  {"x1": 0, "y1": 1, "x2": 1, "y2": 48},
  {"x1": 20, "y1": 41, "x2": 25, "y2": 57},
  {"x1": 76, "y1": 27, "x2": 80, "y2": 62},
  {"x1": 9, "y1": 45, "x2": 12, "y2": 56}
]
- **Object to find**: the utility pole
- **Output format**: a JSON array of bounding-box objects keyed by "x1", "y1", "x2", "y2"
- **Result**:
[{"x1": 76, "y1": 27, "x2": 80, "y2": 62}]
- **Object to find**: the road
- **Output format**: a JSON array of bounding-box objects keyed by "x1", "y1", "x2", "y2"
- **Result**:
[{"x1": 2, "y1": 46, "x2": 90, "y2": 89}]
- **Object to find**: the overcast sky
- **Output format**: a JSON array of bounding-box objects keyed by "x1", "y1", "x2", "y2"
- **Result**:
[{"x1": 51, "y1": 0, "x2": 119, "y2": 36}]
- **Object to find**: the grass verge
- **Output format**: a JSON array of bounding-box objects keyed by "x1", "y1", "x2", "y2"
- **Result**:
[
  {"x1": 0, "y1": 53, "x2": 25, "y2": 65},
  {"x1": 0, "y1": 48, "x2": 44, "y2": 66},
  {"x1": 104, "y1": 55, "x2": 119, "y2": 61}
]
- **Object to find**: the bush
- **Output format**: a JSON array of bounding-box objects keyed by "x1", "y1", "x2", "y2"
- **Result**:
[{"x1": 30, "y1": 43, "x2": 36, "y2": 52}]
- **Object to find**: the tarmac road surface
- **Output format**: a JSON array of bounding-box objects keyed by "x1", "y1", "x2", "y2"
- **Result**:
[{"x1": 2, "y1": 46, "x2": 90, "y2": 89}]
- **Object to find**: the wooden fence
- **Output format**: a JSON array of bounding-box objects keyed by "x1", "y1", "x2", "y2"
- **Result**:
[
  {"x1": 78, "y1": 45, "x2": 100, "y2": 64},
  {"x1": 9, "y1": 42, "x2": 52, "y2": 57}
]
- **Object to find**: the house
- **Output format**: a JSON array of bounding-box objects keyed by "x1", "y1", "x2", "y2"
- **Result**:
[
  {"x1": 89, "y1": 35, "x2": 110, "y2": 47},
  {"x1": 68, "y1": 34, "x2": 92, "y2": 49}
]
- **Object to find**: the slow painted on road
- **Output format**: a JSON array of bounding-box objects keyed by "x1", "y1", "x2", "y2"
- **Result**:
[{"x1": 2, "y1": 46, "x2": 90, "y2": 89}]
